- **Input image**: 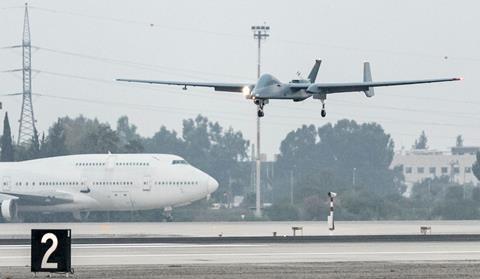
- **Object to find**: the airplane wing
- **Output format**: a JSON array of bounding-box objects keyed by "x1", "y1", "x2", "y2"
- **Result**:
[
  {"x1": 117, "y1": 78, "x2": 254, "y2": 93},
  {"x1": 309, "y1": 78, "x2": 461, "y2": 96},
  {"x1": 306, "y1": 62, "x2": 461, "y2": 97},
  {"x1": 0, "y1": 191, "x2": 74, "y2": 206}
]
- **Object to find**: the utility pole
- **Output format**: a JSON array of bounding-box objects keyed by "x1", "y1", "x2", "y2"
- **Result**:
[
  {"x1": 251, "y1": 24, "x2": 270, "y2": 218},
  {"x1": 18, "y1": 3, "x2": 37, "y2": 145}
]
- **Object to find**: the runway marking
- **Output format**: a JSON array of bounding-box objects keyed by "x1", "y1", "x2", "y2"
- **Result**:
[
  {"x1": 3, "y1": 250, "x2": 480, "y2": 260},
  {"x1": 73, "y1": 250, "x2": 480, "y2": 258},
  {"x1": 0, "y1": 243, "x2": 267, "y2": 250}
]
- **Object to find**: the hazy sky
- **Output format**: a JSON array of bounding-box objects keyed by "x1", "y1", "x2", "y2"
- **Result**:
[{"x1": 0, "y1": 0, "x2": 478, "y2": 158}]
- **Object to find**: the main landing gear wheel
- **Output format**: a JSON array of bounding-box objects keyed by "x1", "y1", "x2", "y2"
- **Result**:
[
  {"x1": 321, "y1": 102, "x2": 326, "y2": 118},
  {"x1": 257, "y1": 109, "x2": 264, "y2": 118}
]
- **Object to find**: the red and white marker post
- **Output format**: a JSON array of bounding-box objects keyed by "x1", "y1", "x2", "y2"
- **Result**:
[{"x1": 327, "y1": 192, "x2": 337, "y2": 233}]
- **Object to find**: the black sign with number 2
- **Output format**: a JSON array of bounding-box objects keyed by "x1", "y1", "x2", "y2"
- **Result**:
[{"x1": 31, "y1": 229, "x2": 71, "y2": 273}]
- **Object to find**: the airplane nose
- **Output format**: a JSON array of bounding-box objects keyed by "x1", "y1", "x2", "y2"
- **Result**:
[{"x1": 207, "y1": 177, "x2": 219, "y2": 193}]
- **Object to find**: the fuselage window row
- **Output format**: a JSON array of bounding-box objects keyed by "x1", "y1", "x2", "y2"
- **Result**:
[
  {"x1": 92, "y1": 181, "x2": 134, "y2": 185},
  {"x1": 14, "y1": 182, "x2": 83, "y2": 186},
  {"x1": 75, "y1": 162, "x2": 150, "y2": 167},
  {"x1": 10, "y1": 180, "x2": 199, "y2": 187},
  {"x1": 153, "y1": 181, "x2": 199, "y2": 185}
]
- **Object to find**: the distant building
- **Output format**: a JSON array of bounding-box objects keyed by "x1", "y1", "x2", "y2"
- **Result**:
[
  {"x1": 451, "y1": 146, "x2": 480, "y2": 156},
  {"x1": 391, "y1": 147, "x2": 479, "y2": 189}
]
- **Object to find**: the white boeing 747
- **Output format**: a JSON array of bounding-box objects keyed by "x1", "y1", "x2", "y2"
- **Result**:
[{"x1": 0, "y1": 153, "x2": 219, "y2": 222}]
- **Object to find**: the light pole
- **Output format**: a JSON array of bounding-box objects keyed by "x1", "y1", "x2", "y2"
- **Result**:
[{"x1": 251, "y1": 24, "x2": 270, "y2": 218}]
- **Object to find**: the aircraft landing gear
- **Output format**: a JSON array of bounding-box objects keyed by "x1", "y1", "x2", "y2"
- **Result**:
[
  {"x1": 163, "y1": 206, "x2": 173, "y2": 222},
  {"x1": 72, "y1": 211, "x2": 90, "y2": 222},
  {"x1": 257, "y1": 109, "x2": 264, "y2": 118},
  {"x1": 255, "y1": 99, "x2": 267, "y2": 118},
  {"x1": 313, "y1": 94, "x2": 327, "y2": 118},
  {"x1": 321, "y1": 100, "x2": 327, "y2": 118}
]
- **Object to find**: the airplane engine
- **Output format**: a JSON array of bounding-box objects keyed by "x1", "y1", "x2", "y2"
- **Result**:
[{"x1": 0, "y1": 199, "x2": 18, "y2": 221}]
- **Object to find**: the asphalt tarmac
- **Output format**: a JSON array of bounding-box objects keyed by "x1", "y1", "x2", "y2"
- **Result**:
[
  {"x1": 2, "y1": 241, "x2": 480, "y2": 266},
  {"x1": 2, "y1": 262, "x2": 480, "y2": 279}
]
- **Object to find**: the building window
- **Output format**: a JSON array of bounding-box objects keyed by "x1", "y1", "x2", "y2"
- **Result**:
[
  {"x1": 454, "y1": 167, "x2": 460, "y2": 174},
  {"x1": 405, "y1": 167, "x2": 412, "y2": 174},
  {"x1": 441, "y1": 167, "x2": 448, "y2": 174},
  {"x1": 429, "y1": 167, "x2": 436, "y2": 175},
  {"x1": 465, "y1": 167, "x2": 472, "y2": 173},
  {"x1": 417, "y1": 167, "x2": 425, "y2": 174}
]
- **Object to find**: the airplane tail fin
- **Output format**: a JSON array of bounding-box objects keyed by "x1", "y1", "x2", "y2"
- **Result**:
[
  {"x1": 363, "y1": 62, "x2": 375, "y2": 97},
  {"x1": 308, "y1": 60, "x2": 322, "y2": 83}
]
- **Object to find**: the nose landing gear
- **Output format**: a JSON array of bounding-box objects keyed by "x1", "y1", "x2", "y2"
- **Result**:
[
  {"x1": 254, "y1": 99, "x2": 267, "y2": 118},
  {"x1": 257, "y1": 109, "x2": 264, "y2": 118}
]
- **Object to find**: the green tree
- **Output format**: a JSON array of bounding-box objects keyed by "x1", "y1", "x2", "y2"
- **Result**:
[
  {"x1": 43, "y1": 119, "x2": 68, "y2": 157},
  {"x1": 117, "y1": 116, "x2": 143, "y2": 153},
  {"x1": 1, "y1": 112, "x2": 14, "y2": 161},
  {"x1": 143, "y1": 126, "x2": 185, "y2": 155},
  {"x1": 80, "y1": 123, "x2": 120, "y2": 153},
  {"x1": 413, "y1": 130, "x2": 428, "y2": 150},
  {"x1": 181, "y1": 115, "x2": 249, "y2": 200},
  {"x1": 273, "y1": 120, "x2": 400, "y2": 220},
  {"x1": 473, "y1": 152, "x2": 480, "y2": 181},
  {"x1": 456, "y1": 135, "x2": 464, "y2": 147},
  {"x1": 27, "y1": 128, "x2": 41, "y2": 159}
]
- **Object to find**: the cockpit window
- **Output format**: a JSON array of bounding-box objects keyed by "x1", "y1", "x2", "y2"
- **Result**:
[{"x1": 172, "y1": 160, "x2": 189, "y2": 165}]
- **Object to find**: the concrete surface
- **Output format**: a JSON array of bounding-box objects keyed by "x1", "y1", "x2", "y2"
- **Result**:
[
  {"x1": 2, "y1": 262, "x2": 480, "y2": 279},
  {"x1": 2, "y1": 242, "x2": 480, "y2": 266},
  {"x1": 1, "y1": 220, "x2": 480, "y2": 238}
]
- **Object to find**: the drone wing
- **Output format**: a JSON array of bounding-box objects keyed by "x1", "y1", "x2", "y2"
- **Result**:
[
  {"x1": 307, "y1": 62, "x2": 461, "y2": 97},
  {"x1": 117, "y1": 78, "x2": 254, "y2": 93}
]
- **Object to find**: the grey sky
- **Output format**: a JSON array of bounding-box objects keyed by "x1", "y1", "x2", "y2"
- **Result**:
[{"x1": 0, "y1": 0, "x2": 478, "y2": 157}]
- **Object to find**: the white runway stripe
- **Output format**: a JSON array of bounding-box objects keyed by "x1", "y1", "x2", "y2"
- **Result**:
[
  {"x1": 2, "y1": 250, "x2": 480, "y2": 260},
  {"x1": 0, "y1": 243, "x2": 267, "y2": 250}
]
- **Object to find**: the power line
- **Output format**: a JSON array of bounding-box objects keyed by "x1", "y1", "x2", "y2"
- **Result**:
[
  {"x1": 29, "y1": 6, "x2": 245, "y2": 39},
  {"x1": 10, "y1": 46, "x2": 478, "y2": 108},
  {"x1": 34, "y1": 46, "x2": 253, "y2": 80},
  {"x1": 25, "y1": 6, "x2": 480, "y2": 63}
]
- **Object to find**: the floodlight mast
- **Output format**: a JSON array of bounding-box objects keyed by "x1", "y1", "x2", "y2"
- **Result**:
[{"x1": 251, "y1": 24, "x2": 270, "y2": 218}]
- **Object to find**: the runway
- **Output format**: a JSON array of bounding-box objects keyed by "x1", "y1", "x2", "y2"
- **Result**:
[
  {"x1": 2, "y1": 221, "x2": 480, "y2": 278},
  {"x1": 2, "y1": 241, "x2": 480, "y2": 266}
]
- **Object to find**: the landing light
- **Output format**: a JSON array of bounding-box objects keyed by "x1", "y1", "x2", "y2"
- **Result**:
[{"x1": 242, "y1": 86, "x2": 251, "y2": 97}]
